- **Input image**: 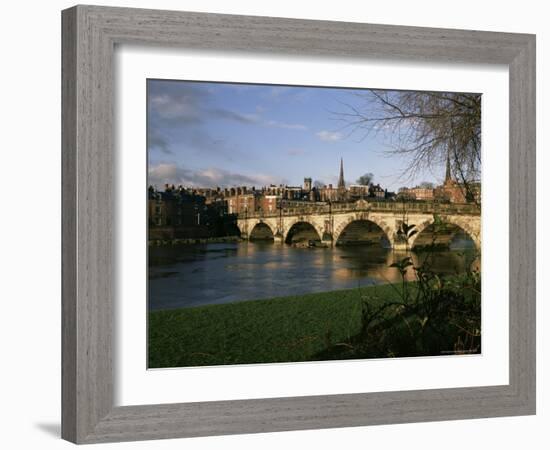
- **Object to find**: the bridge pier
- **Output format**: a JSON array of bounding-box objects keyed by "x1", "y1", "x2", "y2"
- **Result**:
[
  {"x1": 392, "y1": 242, "x2": 409, "y2": 251},
  {"x1": 273, "y1": 233, "x2": 284, "y2": 244},
  {"x1": 321, "y1": 232, "x2": 334, "y2": 247}
]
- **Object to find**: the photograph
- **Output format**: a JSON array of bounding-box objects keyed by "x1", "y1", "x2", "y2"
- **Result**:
[{"x1": 147, "y1": 79, "x2": 482, "y2": 369}]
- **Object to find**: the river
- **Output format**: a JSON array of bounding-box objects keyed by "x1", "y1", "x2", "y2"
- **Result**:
[{"x1": 148, "y1": 240, "x2": 478, "y2": 311}]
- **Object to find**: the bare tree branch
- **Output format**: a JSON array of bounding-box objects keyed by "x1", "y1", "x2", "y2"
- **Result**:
[{"x1": 333, "y1": 89, "x2": 481, "y2": 198}]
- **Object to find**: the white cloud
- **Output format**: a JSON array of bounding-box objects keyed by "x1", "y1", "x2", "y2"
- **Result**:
[
  {"x1": 148, "y1": 163, "x2": 285, "y2": 188},
  {"x1": 316, "y1": 130, "x2": 343, "y2": 141},
  {"x1": 148, "y1": 91, "x2": 203, "y2": 123},
  {"x1": 265, "y1": 120, "x2": 307, "y2": 130},
  {"x1": 148, "y1": 163, "x2": 179, "y2": 183}
]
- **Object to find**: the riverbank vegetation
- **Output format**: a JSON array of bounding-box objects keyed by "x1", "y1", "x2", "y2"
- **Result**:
[{"x1": 148, "y1": 267, "x2": 480, "y2": 368}]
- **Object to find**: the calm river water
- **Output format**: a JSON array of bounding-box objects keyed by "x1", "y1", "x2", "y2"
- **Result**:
[{"x1": 148, "y1": 241, "x2": 477, "y2": 311}]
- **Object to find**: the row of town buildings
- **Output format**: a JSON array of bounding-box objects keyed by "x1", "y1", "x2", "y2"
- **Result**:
[
  {"x1": 397, "y1": 157, "x2": 481, "y2": 204},
  {"x1": 148, "y1": 157, "x2": 479, "y2": 238}
]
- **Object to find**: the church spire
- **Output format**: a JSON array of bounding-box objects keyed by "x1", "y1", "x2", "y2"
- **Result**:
[
  {"x1": 338, "y1": 157, "x2": 345, "y2": 189},
  {"x1": 444, "y1": 152, "x2": 452, "y2": 184}
]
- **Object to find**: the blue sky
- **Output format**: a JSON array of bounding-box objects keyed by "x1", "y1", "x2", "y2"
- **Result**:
[{"x1": 147, "y1": 79, "x2": 447, "y2": 192}]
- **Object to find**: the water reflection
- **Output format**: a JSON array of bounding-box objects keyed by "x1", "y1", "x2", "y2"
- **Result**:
[{"x1": 149, "y1": 242, "x2": 478, "y2": 311}]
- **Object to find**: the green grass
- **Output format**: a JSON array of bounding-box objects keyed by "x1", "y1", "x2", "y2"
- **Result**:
[{"x1": 148, "y1": 284, "x2": 401, "y2": 368}]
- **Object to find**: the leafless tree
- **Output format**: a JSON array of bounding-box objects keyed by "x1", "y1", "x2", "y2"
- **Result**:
[
  {"x1": 313, "y1": 180, "x2": 326, "y2": 189},
  {"x1": 335, "y1": 89, "x2": 481, "y2": 202},
  {"x1": 356, "y1": 173, "x2": 374, "y2": 186},
  {"x1": 418, "y1": 181, "x2": 435, "y2": 189}
]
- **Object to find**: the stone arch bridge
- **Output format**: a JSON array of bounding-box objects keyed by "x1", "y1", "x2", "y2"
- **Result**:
[{"x1": 236, "y1": 200, "x2": 481, "y2": 250}]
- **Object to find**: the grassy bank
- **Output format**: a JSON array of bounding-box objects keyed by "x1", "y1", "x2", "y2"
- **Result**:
[{"x1": 148, "y1": 284, "x2": 399, "y2": 368}]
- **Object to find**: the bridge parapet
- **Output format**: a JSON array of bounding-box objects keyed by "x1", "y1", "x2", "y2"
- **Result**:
[{"x1": 237, "y1": 201, "x2": 480, "y2": 220}]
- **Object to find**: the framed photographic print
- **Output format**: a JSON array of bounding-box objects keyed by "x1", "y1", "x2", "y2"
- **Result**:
[
  {"x1": 146, "y1": 79, "x2": 484, "y2": 369},
  {"x1": 62, "y1": 5, "x2": 536, "y2": 444}
]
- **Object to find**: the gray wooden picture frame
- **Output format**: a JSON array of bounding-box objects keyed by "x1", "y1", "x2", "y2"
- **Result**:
[{"x1": 61, "y1": 5, "x2": 536, "y2": 444}]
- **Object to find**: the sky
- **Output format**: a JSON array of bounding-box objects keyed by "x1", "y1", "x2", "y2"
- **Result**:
[{"x1": 147, "y1": 79, "x2": 449, "y2": 192}]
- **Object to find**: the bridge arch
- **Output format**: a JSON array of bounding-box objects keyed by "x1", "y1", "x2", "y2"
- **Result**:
[
  {"x1": 409, "y1": 215, "x2": 480, "y2": 250},
  {"x1": 407, "y1": 217, "x2": 435, "y2": 248},
  {"x1": 229, "y1": 222, "x2": 242, "y2": 237},
  {"x1": 249, "y1": 221, "x2": 275, "y2": 241},
  {"x1": 284, "y1": 221, "x2": 322, "y2": 245},
  {"x1": 333, "y1": 215, "x2": 394, "y2": 248},
  {"x1": 238, "y1": 218, "x2": 269, "y2": 238}
]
